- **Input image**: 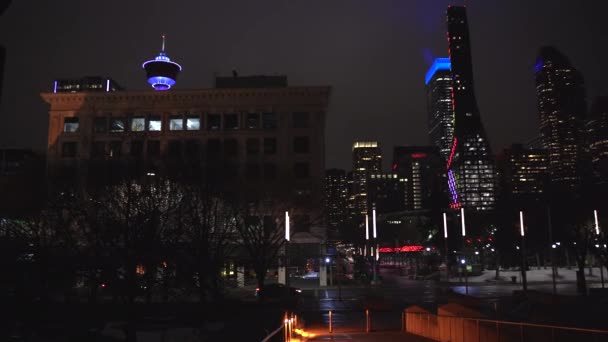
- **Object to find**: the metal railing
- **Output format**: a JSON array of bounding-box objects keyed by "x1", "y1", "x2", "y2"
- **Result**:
[{"x1": 404, "y1": 311, "x2": 608, "y2": 342}]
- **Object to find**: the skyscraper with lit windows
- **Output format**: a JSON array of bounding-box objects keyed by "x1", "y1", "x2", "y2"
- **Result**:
[
  {"x1": 427, "y1": 58, "x2": 454, "y2": 161},
  {"x1": 535, "y1": 46, "x2": 586, "y2": 190},
  {"x1": 444, "y1": 5, "x2": 496, "y2": 211},
  {"x1": 351, "y1": 141, "x2": 382, "y2": 216}
]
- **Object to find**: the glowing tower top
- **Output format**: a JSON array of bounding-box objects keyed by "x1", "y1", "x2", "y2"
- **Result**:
[{"x1": 142, "y1": 35, "x2": 182, "y2": 91}]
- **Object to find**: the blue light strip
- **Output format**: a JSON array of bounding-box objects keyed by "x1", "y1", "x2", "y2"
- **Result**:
[{"x1": 425, "y1": 58, "x2": 451, "y2": 85}]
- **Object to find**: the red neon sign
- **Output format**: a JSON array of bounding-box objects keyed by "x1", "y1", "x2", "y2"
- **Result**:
[
  {"x1": 378, "y1": 245, "x2": 425, "y2": 253},
  {"x1": 411, "y1": 153, "x2": 427, "y2": 159},
  {"x1": 446, "y1": 137, "x2": 458, "y2": 169}
]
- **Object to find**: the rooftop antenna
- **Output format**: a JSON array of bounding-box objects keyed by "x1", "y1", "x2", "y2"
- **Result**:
[{"x1": 161, "y1": 34, "x2": 166, "y2": 53}]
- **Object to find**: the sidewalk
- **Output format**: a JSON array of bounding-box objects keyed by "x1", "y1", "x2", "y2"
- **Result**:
[{"x1": 447, "y1": 267, "x2": 606, "y2": 284}]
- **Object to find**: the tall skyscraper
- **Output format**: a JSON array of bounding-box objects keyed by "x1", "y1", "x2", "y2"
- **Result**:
[
  {"x1": 498, "y1": 144, "x2": 547, "y2": 201},
  {"x1": 444, "y1": 5, "x2": 496, "y2": 211},
  {"x1": 351, "y1": 141, "x2": 382, "y2": 216},
  {"x1": 393, "y1": 146, "x2": 444, "y2": 211},
  {"x1": 535, "y1": 46, "x2": 586, "y2": 190},
  {"x1": 367, "y1": 172, "x2": 406, "y2": 214},
  {"x1": 587, "y1": 96, "x2": 608, "y2": 184},
  {"x1": 324, "y1": 169, "x2": 348, "y2": 232},
  {"x1": 426, "y1": 58, "x2": 454, "y2": 161}
]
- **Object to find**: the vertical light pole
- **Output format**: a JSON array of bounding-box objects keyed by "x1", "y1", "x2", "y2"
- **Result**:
[
  {"x1": 520, "y1": 210, "x2": 527, "y2": 292},
  {"x1": 443, "y1": 213, "x2": 449, "y2": 263},
  {"x1": 594, "y1": 210, "x2": 605, "y2": 288},
  {"x1": 285, "y1": 211, "x2": 290, "y2": 286},
  {"x1": 460, "y1": 208, "x2": 468, "y2": 295},
  {"x1": 372, "y1": 209, "x2": 378, "y2": 284},
  {"x1": 365, "y1": 214, "x2": 369, "y2": 255}
]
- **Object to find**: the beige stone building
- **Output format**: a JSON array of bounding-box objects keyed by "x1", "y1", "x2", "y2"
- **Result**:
[{"x1": 41, "y1": 77, "x2": 331, "y2": 232}]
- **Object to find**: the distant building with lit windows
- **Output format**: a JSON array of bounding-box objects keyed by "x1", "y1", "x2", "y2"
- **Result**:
[
  {"x1": 585, "y1": 96, "x2": 608, "y2": 185},
  {"x1": 444, "y1": 5, "x2": 497, "y2": 211},
  {"x1": 324, "y1": 168, "x2": 348, "y2": 233},
  {"x1": 426, "y1": 58, "x2": 454, "y2": 161},
  {"x1": 392, "y1": 146, "x2": 444, "y2": 211},
  {"x1": 53, "y1": 76, "x2": 123, "y2": 93},
  {"x1": 535, "y1": 46, "x2": 586, "y2": 191},
  {"x1": 367, "y1": 172, "x2": 405, "y2": 214},
  {"x1": 351, "y1": 141, "x2": 382, "y2": 217},
  {"x1": 498, "y1": 144, "x2": 547, "y2": 201}
]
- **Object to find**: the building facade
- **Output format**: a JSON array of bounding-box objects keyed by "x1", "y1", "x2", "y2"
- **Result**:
[
  {"x1": 367, "y1": 172, "x2": 405, "y2": 214},
  {"x1": 586, "y1": 96, "x2": 608, "y2": 184},
  {"x1": 351, "y1": 141, "x2": 382, "y2": 217},
  {"x1": 41, "y1": 76, "x2": 331, "y2": 232},
  {"x1": 445, "y1": 5, "x2": 496, "y2": 211},
  {"x1": 324, "y1": 168, "x2": 348, "y2": 234},
  {"x1": 498, "y1": 144, "x2": 547, "y2": 201},
  {"x1": 426, "y1": 58, "x2": 454, "y2": 161},
  {"x1": 393, "y1": 146, "x2": 444, "y2": 211},
  {"x1": 535, "y1": 46, "x2": 586, "y2": 191}
]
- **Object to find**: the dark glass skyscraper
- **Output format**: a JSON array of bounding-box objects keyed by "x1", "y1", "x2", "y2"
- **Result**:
[
  {"x1": 325, "y1": 168, "x2": 348, "y2": 232},
  {"x1": 445, "y1": 5, "x2": 496, "y2": 211},
  {"x1": 587, "y1": 96, "x2": 608, "y2": 184},
  {"x1": 427, "y1": 58, "x2": 454, "y2": 161},
  {"x1": 535, "y1": 46, "x2": 586, "y2": 190},
  {"x1": 351, "y1": 141, "x2": 382, "y2": 216}
]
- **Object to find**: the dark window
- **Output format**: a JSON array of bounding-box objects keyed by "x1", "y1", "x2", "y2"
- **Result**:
[
  {"x1": 263, "y1": 163, "x2": 277, "y2": 180},
  {"x1": 131, "y1": 117, "x2": 145, "y2": 132},
  {"x1": 110, "y1": 118, "x2": 125, "y2": 132},
  {"x1": 147, "y1": 140, "x2": 161, "y2": 157},
  {"x1": 292, "y1": 112, "x2": 309, "y2": 128},
  {"x1": 169, "y1": 115, "x2": 184, "y2": 131},
  {"x1": 224, "y1": 114, "x2": 238, "y2": 130},
  {"x1": 148, "y1": 116, "x2": 162, "y2": 131},
  {"x1": 167, "y1": 140, "x2": 182, "y2": 158},
  {"x1": 91, "y1": 141, "x2": 105, "y2": 158},
  {"x1": 245, "y1": 163, "x2": 260, "y2": 179},
  {"x1": 293, "y1": 214, "x2": 311, "y2": 233},
  {"x1": 293, "y1": 136, "x2": 309, "y2": 154},
  {"x1": 246, "y1": 138, "x2": 260, "y2": 155},
  {"x1": 184, "y1": 140, "x2": 201, "y2": 158},
  {"x1": 224, "y1": 139, "x2": 238, "y2": 157},
  {"x1": 108, "y1": 141, "x2": 122, "y2": 158},
  {"x1": 186, "y1": 116, "x2": 201, "y2": 130},
  {"x1": 262, "y1": 112, "x2": 277, "y2": 129},
  {"x1": 224, "y1": 162, "x2": 239, "y2": 180},
  {"x1": 61, "y1": 142, "x2": 77, "y2": 158},
  {"x1": 207, "y1": 139, "x2": 221, "y2": 160},
  {"x1": 93, "y1": 117, "x2": 107, "y2": 133},
  {"x1": 263, "y1": 137, "x2": 277, "y2": 155},
  {"x1": 208, "y1": 114, "x2": 221, "y2": 130},
  {"x1": 130, "y1": 140, "x2": 144, "y2": 158},
  {"x1": 246, "y1": 113, "x2": 260, "y2": 129},
  {"x1": 294, "y1": 162, "x2": 309, "y2": 179},
  {"x1": 63, "y1": 117, "x2": 79, "y2": 133}
]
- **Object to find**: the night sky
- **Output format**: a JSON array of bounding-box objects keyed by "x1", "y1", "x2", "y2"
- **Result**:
[{"x1": 0, "y1": 0, "x2": 607, "y2": 170}]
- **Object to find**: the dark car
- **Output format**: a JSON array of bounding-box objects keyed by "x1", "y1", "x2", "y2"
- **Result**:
[{"x1": 255, "y1": 283, "x2": 302, "y2": 301}]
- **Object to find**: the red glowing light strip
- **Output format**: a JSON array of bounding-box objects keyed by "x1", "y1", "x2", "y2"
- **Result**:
[
  {"x1": 411, "y1": 153, "x2": 427, "y2": 159},
  {"x1": 378, "y1": 245, "x2": 424, "y2": 253},
  {"x1": 446, "y1": 137, "x2": 457, "y2": 169}
]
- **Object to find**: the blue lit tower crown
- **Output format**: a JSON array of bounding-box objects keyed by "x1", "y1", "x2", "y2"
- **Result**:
[{"x1": 142, "y1": 35, "x2": 182, "y2": 91}]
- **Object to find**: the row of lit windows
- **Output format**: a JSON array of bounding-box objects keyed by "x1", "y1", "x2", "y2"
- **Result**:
[{"x1": 63, "y1": 112, "x2": 313, "y2": 134}]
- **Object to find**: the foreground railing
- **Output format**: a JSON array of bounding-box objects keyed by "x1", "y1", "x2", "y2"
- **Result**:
[{"x1": 405, "y1": 311, "x2": 608, "y2": 342}]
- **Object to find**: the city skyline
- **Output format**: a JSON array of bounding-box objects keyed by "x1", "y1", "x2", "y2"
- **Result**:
[{"x1": 1, "y1": 1, "x2": 608, "y2": 170}]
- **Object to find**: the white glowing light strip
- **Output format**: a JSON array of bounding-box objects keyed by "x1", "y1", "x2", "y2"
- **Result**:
[
  {"x1": 461, "y1": 208, "x2": 466, "y2": 237},
  {"x1": 443, "y1": 213, "x2": 448, "y2": 238},
  {"x1": 376, "y1": 245, "x2": 379, "y2": 261},
  {"x1": 519, "y1": 211, "x2": 525, "y2": 237},
  {"x1": 106, "y1": 79, "x2": 110, "y2": 92},
  {"x1": 285, "y1": 211, "x2": 290, "y2": 241},
  {"x1": 365, "y1": 214, "x2": 369, "y2": 240},
  {"x1": 373, "y1": 209, "x2": 377, "y2": 239},
  {"x1": 594, "y1": 210, "x2": 600, "y2": 235}
]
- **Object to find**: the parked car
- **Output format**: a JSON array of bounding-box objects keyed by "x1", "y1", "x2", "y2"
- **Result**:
[
  {"x1": 302, "y1": 271, "x2": 319, "y2": 279},
  {"x1": 255, "y1": 283, "x2": 302, "y2": 301}
]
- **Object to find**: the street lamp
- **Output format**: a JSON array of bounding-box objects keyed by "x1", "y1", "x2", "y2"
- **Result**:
[
  {"x1": 460, "y1": 208, "x2": 466, "y2": 237},
  {"x1": 520, "y1": 210, "x2": 527, "y2": 292},
  {"x1": 285, "y1": 211, "x2": 290, "y2": 241},
  {"x1": 443, "y1": 213, "x2": 449, "y2": 262},
  {"x1": 285, "y1": 211, "x2": 290, "y2": 286},
  {"x1": 594, "y1": 210, "x2": 604, "y2": 288}
]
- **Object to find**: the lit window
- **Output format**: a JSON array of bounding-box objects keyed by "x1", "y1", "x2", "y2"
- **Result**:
[
  {"x1": 63, "y1": 117, "x2": 79, "y2": 132},
  {"x1": 170, "y1": 116, "x2": 184, "y2": 131},
  {"x1": 110, "y1": 118, "x2": 125, "y2": 132},
  {"x1": 148, "y1": 116, "x2": 161, "y2": 131},
  {"x1": 186, "y1": 116, "x2": 200, "y2": 130},
  {"x1": 131, "y1": 117, "x2": 145, "y2": 132}
]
